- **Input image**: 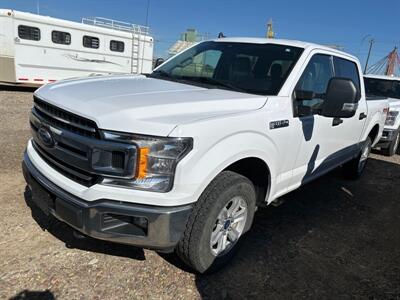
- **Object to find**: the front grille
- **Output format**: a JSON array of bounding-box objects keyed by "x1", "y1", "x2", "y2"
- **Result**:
[
  {"x1": 33, "y1": 96, "x2": 99, "y2": 138},
  {"x1": 32, "y1": 141, "x2": 99, "y2": 187},
  {"x1": 30, "y1": 96, "x2": 136, "y2": 187}
]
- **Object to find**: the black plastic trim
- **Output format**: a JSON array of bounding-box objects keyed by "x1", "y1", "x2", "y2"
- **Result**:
[{"x1": 22, "y1": 152, "x2": 193, "y2": 252}]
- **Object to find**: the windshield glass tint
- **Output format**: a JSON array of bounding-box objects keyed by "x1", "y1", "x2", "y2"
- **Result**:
[
  {"x1": 153, "y1": 41, "x2": 304, "y2": 95},
  {"x1": 364, "y1": 77, "x2": 400, "y2": 99}
]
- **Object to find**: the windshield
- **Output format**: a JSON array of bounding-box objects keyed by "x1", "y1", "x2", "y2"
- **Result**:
[
  {"x1": 364, "y1": 77, "x2": 400, "y2": 99},
  {"x1": 150, "y1": 41, "x2": 304, "y2": 95}
]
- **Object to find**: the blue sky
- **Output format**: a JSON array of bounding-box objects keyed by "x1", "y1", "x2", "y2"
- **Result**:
[{"x1": 2, "y1": 0, "x2": 399, "y2": 66}]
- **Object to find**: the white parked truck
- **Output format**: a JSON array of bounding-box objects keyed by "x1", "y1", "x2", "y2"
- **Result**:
[
  {"x1": 0, "y1": 9, "x2": 153, "y2": 85},
  {"x1": 364, "y1": 74, "x2": 400, "y2": 156},
  {"x1": 22, "y1": 38, "x2": 389, "y2": 273}
]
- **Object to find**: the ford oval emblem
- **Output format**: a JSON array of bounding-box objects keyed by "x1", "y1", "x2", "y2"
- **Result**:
[{"x1": 38, "y1": 126, "x2": 55, "y2": 148}]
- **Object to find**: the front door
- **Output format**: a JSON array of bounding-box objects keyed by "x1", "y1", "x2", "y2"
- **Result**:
[{"x1": 289, "y1": 52, "x2": 366, "y2": 188}]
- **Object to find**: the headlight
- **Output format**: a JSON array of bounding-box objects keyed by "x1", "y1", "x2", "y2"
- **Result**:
[
  {"x1": 100, "y1": 130, "x2": 193, "y2": 192},
  {"x1": 385, "y1": 111, "x2": 399, "y2": 126}
]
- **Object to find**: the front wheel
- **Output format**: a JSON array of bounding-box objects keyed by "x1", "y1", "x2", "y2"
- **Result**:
[
  {"x1": 343, "y1": 137, "x2": 372, "y2": 179},
  {"x1": 176, "y1": 171, "x2": 256, "y2": 273}
]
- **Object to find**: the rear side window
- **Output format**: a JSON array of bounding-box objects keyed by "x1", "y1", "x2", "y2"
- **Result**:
[
  {"x1": 52, "y1": 31, "x2": 71, "y2": 45},
  {"x1": 110, "y1": 40, "x2": 124, "y2": 52},
  {"x1": 365, "y1": 78, "x2": 400, "y2": 99},
  {"x1": 18, "y1": 25, "x2": 41, "y2": 41},
  {"x1": 333, "y1": 57, "x2": 361, "y2": 97},
  {"x1": 83, "y1": 36, "x2": 99, "y2": 49}
]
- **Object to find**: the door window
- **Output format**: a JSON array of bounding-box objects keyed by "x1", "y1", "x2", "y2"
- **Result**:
[
  {"x1": 365, "y1": 78, "x2": 400, "y2": 99},
  {"x1": 294, "y1": 54, "x2": 334, "y2": 116},
  {"x1": 333, "y1": 57, "x2": 361, "y2": 99}
]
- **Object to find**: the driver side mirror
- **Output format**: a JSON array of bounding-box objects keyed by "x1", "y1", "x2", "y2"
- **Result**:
[{"x1": 320, "y1": 77, "x2": 358, "y2": 118}]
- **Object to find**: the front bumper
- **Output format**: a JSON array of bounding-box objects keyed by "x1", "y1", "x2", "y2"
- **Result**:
[
  {"x1": 22, "y1": 152, "x2": 192, "y2": 252},
  {"x1": 375, "y1": 129, "x2": 398, "y2": 149}
]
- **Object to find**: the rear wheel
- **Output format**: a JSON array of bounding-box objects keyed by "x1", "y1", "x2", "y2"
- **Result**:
[
  {"x1": 382, "y1": 130, "x2": 400, "y2": 156},
  {"x1": 343, "y1": 137, "x2": 372, "y2": 179},
  {"x1": 176, "y1": 171, "x2": 256, "y2": 273}
]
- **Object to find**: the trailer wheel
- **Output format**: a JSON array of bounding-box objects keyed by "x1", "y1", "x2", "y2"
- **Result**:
[{"x1": 176, "y1": 171, "x2": 256, "y2": 273}]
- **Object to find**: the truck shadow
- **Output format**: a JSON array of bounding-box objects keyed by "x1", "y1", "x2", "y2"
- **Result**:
[
  {"x1": 193, "y1": 157, "x2": 400, "y2": 298},
  {"x1": 23, "y1": 187, "x2": 146, "y2": 261},
  {"x1": 9, "y1": 289, "x2": 55, "y2": 300}
]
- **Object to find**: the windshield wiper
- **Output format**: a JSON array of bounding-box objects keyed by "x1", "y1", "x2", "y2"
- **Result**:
[{"x1": 188, "y1": 77, "x2": 247, "y2": 93}]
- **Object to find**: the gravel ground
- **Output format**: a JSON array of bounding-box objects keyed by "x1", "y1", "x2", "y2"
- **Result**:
[{"x1": 0, "y1": 87, "x2": 399, "y2": 299}]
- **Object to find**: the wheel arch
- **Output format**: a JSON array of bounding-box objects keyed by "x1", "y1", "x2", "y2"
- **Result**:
[
  {"x1": 368, "y1": 124, "x2": 380, "y2": 145},
  {"x1": 174, "y1": 132, "x2": 278, "y2": 206},
  {"x1": 223, "y1": 157, "x2": 271, "y2": 207}
]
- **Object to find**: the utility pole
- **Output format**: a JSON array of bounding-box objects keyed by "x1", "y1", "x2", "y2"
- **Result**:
[
  {"x1": 140, "y1": 0, "x2": 150, "y2": 74},
  {"x1": 364, "y1": 38, "x2": 375, "y2": 74},
  {"x1": 145, "y1": 0, "x2": 150, "y2": 27}
]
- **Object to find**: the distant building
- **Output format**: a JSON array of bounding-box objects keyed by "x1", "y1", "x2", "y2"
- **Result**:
[{"x1": 168, "y1": 29, "x2": 202, "y2": 56}]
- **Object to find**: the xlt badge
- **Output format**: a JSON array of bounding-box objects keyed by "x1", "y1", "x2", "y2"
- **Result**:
[{"x1": 269, "y1": 120, "x2": 289, "y2": 130}]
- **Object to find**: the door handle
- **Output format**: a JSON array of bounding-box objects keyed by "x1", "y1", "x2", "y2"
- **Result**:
[
  {"x1": 332, "y1": 117, "x2": 343, "y2": 126},
  {"x1": 359, "y1": 113, "x2": 367, "y2": 120}
]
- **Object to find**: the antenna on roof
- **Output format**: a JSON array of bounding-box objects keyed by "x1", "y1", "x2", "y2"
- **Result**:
[{"x1": 36, "y1": 0, "x2": 40, "y2": 15}]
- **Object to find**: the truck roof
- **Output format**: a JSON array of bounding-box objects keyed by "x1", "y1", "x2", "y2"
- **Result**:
[
  {"x1": 364, "y1": 74, "x2": 400, "y2": 81},
  {"x1": 211, "y1": 37, "x2": 358, "y2": 61}
]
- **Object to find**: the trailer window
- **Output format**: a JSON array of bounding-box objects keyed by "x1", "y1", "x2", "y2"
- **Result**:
[
  {"x1": 110, "y1": 40, "x2": 124, "y2": 52},
  {"x1": 18, "y1": 25, "x2": 41, "y2": 41},
  {"x1": 83, "y1": 36, "x2": 100, "y2": 49},
  {"x1": 52, "y1": 31, "x2": 71, "y2": 45}
]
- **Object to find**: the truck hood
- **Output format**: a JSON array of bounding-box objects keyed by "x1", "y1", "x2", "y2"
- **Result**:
[{"x1": 35, "y1": 75, "x2": 267, "y2": 136}]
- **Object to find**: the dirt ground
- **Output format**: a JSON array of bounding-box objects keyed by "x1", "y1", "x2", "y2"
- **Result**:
[{"x1": 0, "y1": 87, "x2": 399, "y2": 300}]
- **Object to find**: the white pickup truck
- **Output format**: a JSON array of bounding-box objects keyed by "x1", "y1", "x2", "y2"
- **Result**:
[
  {"x1": 22, "y1": 38, "x2": 389, "y2": 273},
  {"x1": 364, "y1": 74, "x2": 400, "y2": 156}
]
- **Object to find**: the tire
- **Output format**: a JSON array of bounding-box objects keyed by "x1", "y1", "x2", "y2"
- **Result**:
[
  {"x1": 397, "y1": 138, "x2": 400, "y2": 155},
  {"x1": 343, "y1": 137, "x2": 372, "y2": 179},
  {"x1": 176, "y1": 171, "x2": 256, "y2": 273},
  {"x1": 381, "y1": 130, "x2": 400, "y2": 157}
]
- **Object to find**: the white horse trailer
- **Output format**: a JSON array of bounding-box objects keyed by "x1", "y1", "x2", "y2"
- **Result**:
[{"x1": 0, "y1": 9, "x2": 154, "y2": 85}]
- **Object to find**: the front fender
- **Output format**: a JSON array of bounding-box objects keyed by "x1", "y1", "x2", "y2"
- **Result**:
[{"x1": 173, "y1": 131, "x2": 278, "y2": 203}]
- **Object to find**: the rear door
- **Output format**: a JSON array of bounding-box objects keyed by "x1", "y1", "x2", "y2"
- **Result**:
[{"x1": 332, "y1": 56, "x2": 368, "y2": 146}]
